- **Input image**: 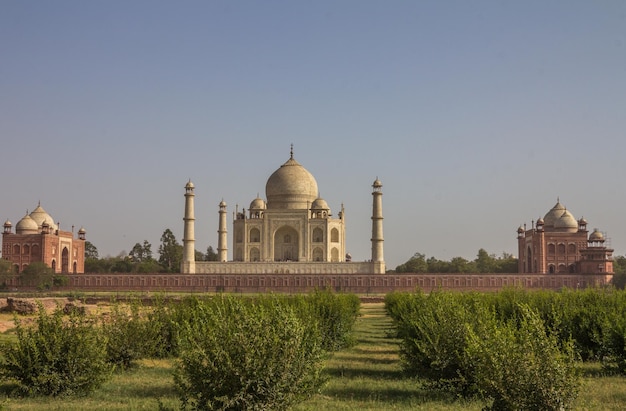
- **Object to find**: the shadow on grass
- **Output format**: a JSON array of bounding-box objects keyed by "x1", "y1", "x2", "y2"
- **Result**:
[
  {"x1": 322, "y1": 383, "x2": 456, "y2": 404},
  {"x1": 349, "y1": 347, "x2": 399, "y2": 356},
  {"x1": 324, "y1": 365, "x2": 406, "y2": 380}
]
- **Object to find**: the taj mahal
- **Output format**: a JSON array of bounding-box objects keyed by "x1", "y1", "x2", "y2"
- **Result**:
[{"x1": 181, "y1": 147, "x2": 385, "y2": 274}]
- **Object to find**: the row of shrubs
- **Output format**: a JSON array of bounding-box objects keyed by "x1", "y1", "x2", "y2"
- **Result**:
[
  {"x1": 385, "y1": 288, "x2": 626, "y2": 410},
  {"x1": 0, "y1": 291, "x2": 361, "y2": 410}
]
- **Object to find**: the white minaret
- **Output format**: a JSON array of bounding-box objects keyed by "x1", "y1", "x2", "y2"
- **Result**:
[
  {"x1": 218, "y1": 200, "x2": 228, "y2": 262},
  {"x1": 182, "y1": 180, "x2": 196, "y2": 273},
  {"x1": 371, "y1": 178, "x2": 385, "y2": 273}
]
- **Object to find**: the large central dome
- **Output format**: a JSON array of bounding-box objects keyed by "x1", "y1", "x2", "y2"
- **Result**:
[{"x1": 265, "y1": 152, "x2": 318, "y2": 209}]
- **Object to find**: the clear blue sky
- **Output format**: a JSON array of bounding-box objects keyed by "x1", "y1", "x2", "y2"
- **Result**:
[{"x1": 2, "y1": 1, "x2": 625, "y2": 269}]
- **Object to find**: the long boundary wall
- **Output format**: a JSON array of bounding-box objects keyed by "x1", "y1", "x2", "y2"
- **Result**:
[{"x1": 17, "y1": 272, "x2": 613, "y2": 294}]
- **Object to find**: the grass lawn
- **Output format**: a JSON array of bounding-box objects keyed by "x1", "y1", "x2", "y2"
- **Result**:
[{"x1": 0, "y1": 302, "x2": 624, "y2": 409}]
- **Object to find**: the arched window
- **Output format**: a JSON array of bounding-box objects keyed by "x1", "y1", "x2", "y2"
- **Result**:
[
  {"x1": 557, "y1": 243, "x2": 566, "y2": 254},
  {"x1": 73, "y1": 262, "x2": 77, "y2": 274},
  {"x1": 547, "y1": 244, "x2": 556, "y2": 255},
  {"x1": 249, "y1": 228, "x2": 260, "y2": 243},
  {"x1": 548, "y1": 264, "x2": 555, "y2": 274},
  {"x1": 558, "y1": 263, "x2": 567, "y2": 273},
  {"x1": 13, "y1": 244, "x2": 20, "y2": 255},
  {"x1": 313, "y1": 228, "x2": 323, "y2": 243},
  {"x1": 313, "y1": 247, "x2": 323, "y2": 261},
  {"x1": 23, "y1": 244, "x2": 30, "y2": 255},
  {"x1": 250, "y1": 247, "x2": 260, "y2": 262},
  {"x1": 31, "y1": 244, "x2": 40, "y2": 257},
  {"x1": 568, "y1": 244, "x2": 576, "y2": 254},
  {"x1": 51, "y1": 260, "x2": 56, "y2": 271},
  {"x1": 331, "y1": 248, "x2": 339, "y2": 262},
  {"x1": 331, "y1": 228, "x2": 339, "y2": 243}
]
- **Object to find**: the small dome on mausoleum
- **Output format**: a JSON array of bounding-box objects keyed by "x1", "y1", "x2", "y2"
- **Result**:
[
  {"x1": 16, "y1": 214, "x2": 39, "y2": 234},
  {"x1": 30, "y1": 204, "x2": 57, "y2": 231},
  {"x1": 249, "y1": 196, "x2": 267, "y2": 210},
  {"x1": 543, "y1": 200, "x2": 566, "y2": 227},
  {"x1": 589, "y1": 229, "x2": 605, "y2": 242},
  {"x1": 554, "y1": 210, "x2": 578, "y2": 232},
  {"x1": 311, "y1": 197, "x2": 330, "y2": 210}
]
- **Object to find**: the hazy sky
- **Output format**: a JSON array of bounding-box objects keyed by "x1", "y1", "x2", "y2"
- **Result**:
[{"x1": 2, "y1": 1, "x2": 625, "y2": 269}]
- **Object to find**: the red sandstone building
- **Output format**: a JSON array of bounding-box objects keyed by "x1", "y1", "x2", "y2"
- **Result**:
[
  {"x1": 517, "y1": 200, "x2": 613, "y2": 275},
  {"x1": 2, "y1": 204, "x2": 86, "y2": 274}
]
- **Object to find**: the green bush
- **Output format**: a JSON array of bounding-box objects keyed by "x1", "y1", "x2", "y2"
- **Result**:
[
  {"x1": 102, "y1": 300, "x2": 160, "y2": 369},
  {"x1": 173, "y1": 296, "x2": 325, "y2": 410},
  {"x1": 387, "y1": 290, "x2": 582, "y2": 405},
  {"x1": 387, "y1": 290, "x2": 480, "y2": 390},
  {"x1": 598, "y1": 304, "x2": 626, "y2": 374},
  {"x1": 465, "y1": 304, "x2": 580, "y2": 411},
  {"x1": 287, "y1": 290, "x2": 360, "y2": 351},
  {"x1": 0, "y1": 304, "x2": 111, "y2": 397}
]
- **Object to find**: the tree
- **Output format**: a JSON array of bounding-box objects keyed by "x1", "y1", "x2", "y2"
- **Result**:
[
  {"x1": 84, "y1": 241, "x2": 99, "y2": 260},
  {"x1": 494, "y1": 252, "x2": 518, "y2": 273},
  {"x1": 158, "y1": 229, "x2": 182, "y2": 273},
  {"x1": 394, "y1": 249, "x2": 518, "y2": 274},
  {"x1": 0, "y1": 259, "x2": 13, "y2": 289},
  {"x1": 475, "y1": 248, "x2": 496, "y2": 273},
  {"x1": 129, "y1": 240, "x2": 153, "y2": 263},
  {"x1": 20, "y1": 262, "x2": 54, "y2": 289},
  {"x1": 395, "y1": 252, "x2": 427, "y2": 273},
  {"x1": 110, "y1": 256, "x2": 133, "y2": 273},
  {"x1": 612, "y1": 256, "x2": 626, "y2": 289},
  {"x1": 205, "y1": 245, "x2": 219, "y2": 261},
  {"x1": 0, "y1": 259, "x2": 12, "y2": 275},
  {"x1": 450, "y1": 256, "x2": 473, "y2": 273}
]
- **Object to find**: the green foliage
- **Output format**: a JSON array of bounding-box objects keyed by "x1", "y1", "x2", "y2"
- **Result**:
[
  {"x1": 129, "y1": 240, "x2": 153, "y2": 263},
  {"x1": 102, "y1": 301, "x2": 157, "y2": 369},
  {"x1": 465, "y1": 304, "x2": 580, "y2": 410},
  {"x1": 286, "y1": 291, "x2": 361, "y2": 351},
  {"x1": 386, "y1": 291, "x2": 483, "y2": 391},
  {"x1": 395, "y1": 252, "x2": 428, "y2": 273},
  {"x1": 394, "y1": 250, "x2": 518, "y2": 273},
  {"x1": 20, "y1": 262, "x2": 54, "y2": 288},
  {"x1": 158, "y1": 229, "x2": 183, "y2": 273},
  {"x1": 205, "y1": 246, "x2": 219, "y2": 261},
  {"x1": 0, "y1": 259, "x2": 13, "y2": 275},
  {"x1": 173, "y1": 295, "x2": 325, "y2": 410},
  {"x1": 0, "y1": 304, "x2": 111, "y2": 397},
  {"x1": 386, "y1": 290, "x2": 583, "y2": 407},
  {"x1": 0, "y1": 259, "x2": 14, "y2": 288},
  {"x1": 84, "y1": 241, "x2": 99, "y2": 260},
  {"x1": 612, "y1": 256, "x2": 626, "y2": 289}
]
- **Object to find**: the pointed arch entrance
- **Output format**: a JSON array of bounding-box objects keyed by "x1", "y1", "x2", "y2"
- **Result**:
[
  {"x1": 274, "y1": 226, "x2": 299, "y2": 261},
  {"x1": 62, "y1": 247, "x2": 69, "y2": 273}
]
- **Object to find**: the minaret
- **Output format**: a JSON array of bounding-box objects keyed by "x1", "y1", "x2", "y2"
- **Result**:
[
  {"x1": 371, "y1": 178, "x2": 385, "y2": 273},
  {"x1": 182, "y1": 180, "x2": 196, "y2": 274},
  {"x1": 218, "y1": 200, "x2": 228, "y2": 262}
]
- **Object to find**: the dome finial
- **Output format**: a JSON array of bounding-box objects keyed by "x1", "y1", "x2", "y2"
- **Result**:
[{"x1": 290, "y1": 143, "x2": 294, "y2": 159}]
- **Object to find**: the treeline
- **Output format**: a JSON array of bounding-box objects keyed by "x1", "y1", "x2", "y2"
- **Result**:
[
  {"x1": 394, "y1": 248, "x2": 518, "y2": 273},
  {"x1": 84, "y1": 228, "x2": 218, "y2": 274},
  {"x1": 0, "y1": 291, "x2": 360, "y2": 410},
  {"x1": 386, "y1": 288, "x2": 626, "y2": 410}
]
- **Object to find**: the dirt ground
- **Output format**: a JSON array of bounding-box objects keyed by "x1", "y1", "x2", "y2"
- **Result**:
[{"x1": 0, "y1": 297, "x2": 82, "y2": 333}]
